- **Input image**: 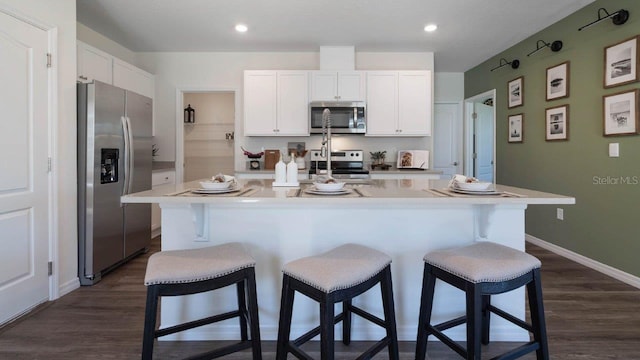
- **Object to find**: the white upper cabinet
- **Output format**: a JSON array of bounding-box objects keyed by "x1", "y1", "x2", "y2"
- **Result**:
[
  {"x1": 366, "y1": 70, "x2": 432, "y2": 136},
  {"x1": 244, "y1": 70, "x2": 309, "y2": 136},
  {"x1": 113, "y1": 58, "x2": 155, "y2": 99},
  {"x1": 77, "y1": 41, "x2": 112, "y2": 84},
  {"x1": 77, "y1": 41, "x2": 154, "y2": 99},
  {"x1": 310, "y1": 71, "x2": 365, "y2": 101}
]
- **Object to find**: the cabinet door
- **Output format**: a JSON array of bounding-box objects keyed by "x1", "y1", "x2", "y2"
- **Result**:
[
  {"x1": 277, "y1": 71, "x2": 309, "y2": 135},
  {"x1": 365, "y1": 71, "x2": 398, "y2": 136},
  {"x1": 398, "y1": 71, "x2": 431, "y2": 135},
  {"x1": 244, "y1": 71, "x2": 277, "y2": 136},
  {"x1": 77, "y1": 42, "x2": 112, "y2": 84},
  {"x1": 310, "y1": 71, "x2": 338, "y2": 101},
  {"x1": 113, "y1": 58, "x2": 154, "y2": 98},
  {"x1": 336, "y1": 71, "x2": 365, "y2": 101}
]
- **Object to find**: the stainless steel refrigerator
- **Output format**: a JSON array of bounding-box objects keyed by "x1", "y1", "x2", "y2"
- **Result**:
[{"x1": 77, "y1": 80, "x2": 152, "y2": 285}]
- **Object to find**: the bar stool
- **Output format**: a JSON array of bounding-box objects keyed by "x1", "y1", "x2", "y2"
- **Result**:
[
  {"x1": 141, "y1": 243, "x2": 262, "y2": 359},
  {"x1": 275, "y1": 244, "x2": 399, "y2": 360},
  {"x1": 415, "y1": 241, "x2": 549, "y2": 360}
]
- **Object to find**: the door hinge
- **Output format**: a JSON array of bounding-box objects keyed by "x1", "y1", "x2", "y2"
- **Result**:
[
  {"x1": 472, "y1": 112, "x2": 477, "y2": 120},
  {"x1": 46, "y1": 53, "x2": 52, "y2": 68},
  {"x1": 48, "y1": 261, "x2": 53, "y2": 276},
  {"x1": 48, "y1": 157, "x2": 52, "y2": 172}
]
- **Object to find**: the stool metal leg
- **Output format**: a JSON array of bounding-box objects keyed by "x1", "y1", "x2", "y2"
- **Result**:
[
  {"x1": 275, "y1": 275, "x2": 295, "y2": 360},
  {"x1": 142, "y1": 285, "x2": 159, "y2": 360},
  {"x1": 320, "y1": 295, "x2": 336, "y2": 360},
  {"x1": 481, "y1": 294, "x2": 491, "y2": 345},
  {"x1": 236, "y1": 280, "x2": 249, "y2": 341},
  {"x1": 415, "y1": 265, "x2": 436, "y2": 360},
  {"x1": 465, "y1": 284, "x2": 482, "y2": 360},
  {"x1": 381, "y1": 267, "x2": 400, "y2": 360},
  {"x1": 528, "y1": 269, "x2": 550, "y2": 360},
  {"x1": 342, "y1": 299, "x2": 352, "y2": 345},
  {"x1": 246, "y1": 268, "x2": 263, "y2": 360}
]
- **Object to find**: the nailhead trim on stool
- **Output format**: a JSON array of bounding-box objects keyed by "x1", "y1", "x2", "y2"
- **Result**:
[
  {"x1": 141, "y1": 243, "x2": 262, "y2": 360},
  {"x1": 415, "y1": 241, "x2": 549, "y2": 360},
  {"x1": 276, "y1": 244, "x2": 400, "y2": 360}
]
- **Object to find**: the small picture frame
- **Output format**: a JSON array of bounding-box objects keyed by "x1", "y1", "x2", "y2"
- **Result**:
[
  {"x1": 604, "y1": 35, "x2": 639, "y2": 88},
  {"x1": 545, "y1": 105, "x2": 569, "y2": 141},
  {"x1": 546, "y1": 61, "x2": 569, "y2": 100},
  {"x1": 508, "y1": 114, "x2": 524, "y2": 143},
  {"x1": 508, "y1": 76, "x2": 524, "y2": 108},
  {"x1": 603, "y1": 89, "x2": 639, "y2": 136}
]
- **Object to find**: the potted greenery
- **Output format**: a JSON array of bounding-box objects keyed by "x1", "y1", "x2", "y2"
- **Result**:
[{"x1": 369, "y1": 151, "x2": 387, "y2": 166}]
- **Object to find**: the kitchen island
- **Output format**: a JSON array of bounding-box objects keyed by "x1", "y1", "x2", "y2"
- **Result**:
[{"x1": 122, "y1": 179, "x2": 574, "y2": 342}]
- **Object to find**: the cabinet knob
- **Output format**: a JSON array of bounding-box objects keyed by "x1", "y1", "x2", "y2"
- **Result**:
[{"x1": 453, "y1": 162, "x2": 459, "y2": 166}]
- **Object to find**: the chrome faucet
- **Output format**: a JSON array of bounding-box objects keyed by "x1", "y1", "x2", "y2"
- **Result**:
[{"x1": 320, "y1": 108, "x2": 332, "y2": 178}]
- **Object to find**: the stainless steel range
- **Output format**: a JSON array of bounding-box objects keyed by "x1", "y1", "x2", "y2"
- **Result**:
[{"x1": 308, "y1": 150, "x2": 370, "y2": 179}]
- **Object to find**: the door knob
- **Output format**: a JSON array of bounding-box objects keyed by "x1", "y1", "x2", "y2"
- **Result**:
[{"x1": 453, "y1": 162, "x2": 458, "y2": 166}]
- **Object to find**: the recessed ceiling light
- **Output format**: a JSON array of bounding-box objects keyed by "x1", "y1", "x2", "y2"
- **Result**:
[
  {"x1": 424, "y1": 24, "x2": 438, "y2": 32},
  {"x1": 235, "y1": 24, "x2": 248, "y2": 33}
]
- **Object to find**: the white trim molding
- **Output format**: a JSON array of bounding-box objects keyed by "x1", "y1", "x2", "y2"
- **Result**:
[{"x1": 526, "y1": 234, "x2": 640, "y2": 289}]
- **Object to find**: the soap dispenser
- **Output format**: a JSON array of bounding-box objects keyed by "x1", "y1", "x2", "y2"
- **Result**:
[
  {"x1": 275, "y1": 153, "x2": 286, "y2": 184},
  {"x1": 286, "y1": 153, "x2": 298, "y2": 184}
]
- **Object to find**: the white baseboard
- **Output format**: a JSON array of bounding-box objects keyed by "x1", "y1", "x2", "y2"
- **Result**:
[
  {"x1": 526, "y1": 234, "x2": 640, "y2": 289},
  {"x1": 58, "y1": 277, "x2": 80, "y2": 297}
]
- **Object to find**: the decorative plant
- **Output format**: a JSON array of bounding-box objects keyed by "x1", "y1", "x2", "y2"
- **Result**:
[{"x1": 369, "y1": 151, "x2": 387, "y2": 165}]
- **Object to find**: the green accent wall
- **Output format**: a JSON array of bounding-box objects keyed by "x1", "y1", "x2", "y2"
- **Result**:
[{"x1": 465, "y1": 0, "x2": 640, "y2": 277}]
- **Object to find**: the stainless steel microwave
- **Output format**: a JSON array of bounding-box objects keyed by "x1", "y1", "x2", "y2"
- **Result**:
[{"x1": 309, "y1": 101, "x2": 366, "y2": 134}]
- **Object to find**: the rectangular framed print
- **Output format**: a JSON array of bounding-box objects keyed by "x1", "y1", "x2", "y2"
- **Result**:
[
  {"x1": 508, "y1": 114, "x2": 524, "y2": 143},
  {"x1": 604, "y1": 35, "x2": 639, "y2": 88},
  {"x1": 508, "y1": 76, "x2": 524, "y2": 108},
  {"x1": 603, "y1": 89, "x2": 639, "y2": 136},
  {"x1": 546, "y1": 105, "x2": 569, "y2": 141},
  {"x1": 546, "y1": 61, "x2": 569, "y2": 100}
]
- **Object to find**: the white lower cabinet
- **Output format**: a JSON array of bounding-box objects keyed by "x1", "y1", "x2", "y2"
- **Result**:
[
  {"x1": 151, "y1": 170, "x2": 175, "y2": 236},
  {"x1": 366, "y1": 71, "x2": 432, "y2": 136}
]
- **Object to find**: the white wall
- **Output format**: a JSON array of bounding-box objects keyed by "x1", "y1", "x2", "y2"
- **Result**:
[
  {"x1": 434, "y1": 72, "x2": 464, "y2": 102},
  {"x1": 136, "y1": 51, "x2": 445, "y2": 171},
  {"x1": 76, "y1": 22, "x2": 136, "y2": 65},
  {"x1": 0, "y1": 0, "x2": 78, "y2": 296}
]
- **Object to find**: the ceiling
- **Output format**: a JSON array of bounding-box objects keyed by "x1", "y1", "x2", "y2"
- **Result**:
[{"x1": 76, "y1": 0, "x2": 596, "y2": 72}]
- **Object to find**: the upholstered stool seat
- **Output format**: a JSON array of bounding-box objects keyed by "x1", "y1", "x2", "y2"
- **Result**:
[
  {"x1": 142, "y1": 243, "x2": 262, "y2": 359},
  {"x1": 276, "y1": 244, "x2": 399, "y2": 360},
  {"x1": 416, "y1": 241, "x2": 549, "y2": 360}
]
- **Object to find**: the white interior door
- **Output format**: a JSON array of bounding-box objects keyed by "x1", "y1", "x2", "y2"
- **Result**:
[
  {"x1": 0, "y1": 10, "x2": 50, "y2": 324},
  {"x1": 433, "y1": 103, "x2": 461, "y2": 178},
  {"x1": 474, "y1": 103, "x2": 494, "y2": 182}
]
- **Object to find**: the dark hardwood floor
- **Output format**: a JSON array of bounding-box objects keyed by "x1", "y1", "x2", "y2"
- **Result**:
[{"x1": 1, "y1": 237, "x2": 639, "y2": 359}]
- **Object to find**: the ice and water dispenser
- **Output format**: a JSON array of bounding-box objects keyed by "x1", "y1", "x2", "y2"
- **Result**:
[{"x1": 100, "y1": 148, "x2": 119, "y2": 184}]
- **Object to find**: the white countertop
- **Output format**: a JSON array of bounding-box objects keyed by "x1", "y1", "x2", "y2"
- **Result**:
[{"x1": 122, "y1": 179, "x2": 575, "y2": 206}]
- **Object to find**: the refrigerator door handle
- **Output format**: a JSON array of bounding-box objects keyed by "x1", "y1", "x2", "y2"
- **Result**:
[
  {"x1": 121, "y1": 116, "x2": 131, "y2": 197},
  {"x1": 125, "y1": 116, "x2": 135, "y2": 194}
]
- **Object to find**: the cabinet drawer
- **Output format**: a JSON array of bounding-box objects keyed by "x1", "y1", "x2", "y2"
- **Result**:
[{"x1": 152, "y1": 171, "x2": 175, "y2": 187}]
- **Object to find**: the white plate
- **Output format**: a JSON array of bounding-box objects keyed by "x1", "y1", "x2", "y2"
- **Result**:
[
  {"x1": 452, "y1": 181, "x2": 493, "y2": 191},
  {"x1": 450, "y1": 188, "x2": 502, "y2": 195},
  {"x1": 305, "y1": 187, "x2": 351, "y2": 196},
  {"x1": 313, "y1": 182, "x2": 346, "y2": 192},
  {"x1": 191, "y1": 186, "x2": 240, "y2": 194}
]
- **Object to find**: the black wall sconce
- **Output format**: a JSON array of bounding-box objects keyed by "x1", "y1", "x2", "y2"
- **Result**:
[
  {"x1": 527, "y1": 40, "x2": 563, "y2": 56},
  {"x1": 578, "y1": 8, "x2": 629, "y2": 31},
  {"x1": 184, "y1": 104, "x2": 195, "y2": 123},
  {"x1": 490, "y1": 58, "x2": 520, "y2": 72}
]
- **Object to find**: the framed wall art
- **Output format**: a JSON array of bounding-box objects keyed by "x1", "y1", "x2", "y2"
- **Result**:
[
  {"x1": 508, "y1": 76, "x2": 524, "y2": 108},
  {"x1": 604, "y1": 35, "x2": 639, "y2": 88},
  {"x1": 508, "y1": 114, "x2": 524, "y2": 143},
  {"x1": 603, "y1": 89, "x2": 639, "y2": 136},
  {"x1": 545, "y1": 105, "x2": 569, "y2": 141},
  {"x1": 546, "y1": 61, "x2": 569, "y2": 100}
]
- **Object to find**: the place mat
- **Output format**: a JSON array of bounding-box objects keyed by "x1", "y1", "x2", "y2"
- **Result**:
[
  {"x1": 287, "y1": 187, "x2": 370, "y2": 198},
  {"x1": 425, "y1": 188, "x2": 525, "y2": 198},
  {"x1": 166, "y1": 187, "x2": 258, "y2": 197}
]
